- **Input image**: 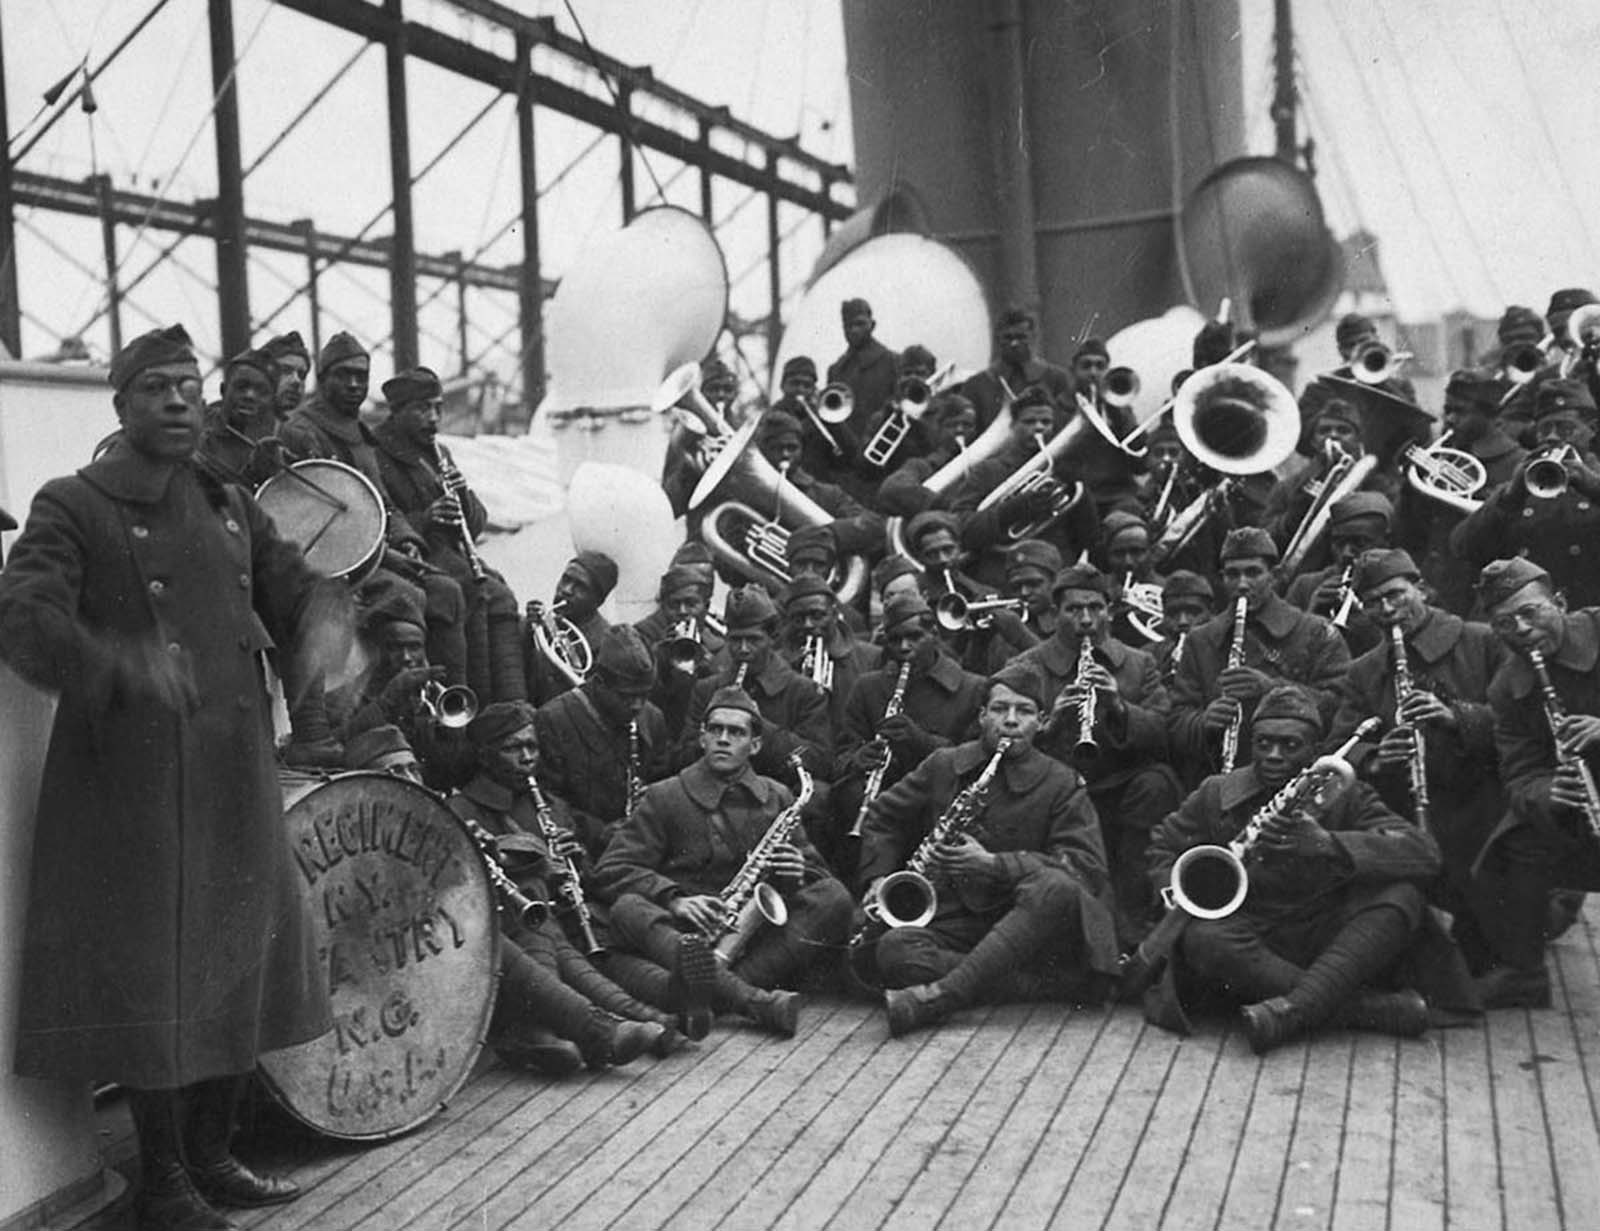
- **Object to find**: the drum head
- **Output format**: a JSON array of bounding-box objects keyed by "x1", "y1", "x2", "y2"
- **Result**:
[
  {"x1": 255, "y1": 460, "x2": 387, "y2": 581},
  {"x1": 258, "y1": 772, "x2": 498, "y2": 1140}
]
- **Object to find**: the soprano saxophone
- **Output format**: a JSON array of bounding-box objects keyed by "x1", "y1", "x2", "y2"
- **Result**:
[
  {"x1": 1389, "y1": 625, "x2": 1431, "y2": 828},
  {"x1": 849, "y1": 660, "x2": 912, "y2": 838},
  {"x1": 1220, "y1": 595, "x2": 1249, "y2": 772},
  {"x1": 525, "y1": 773, "x2": 605, "y2": 956}
]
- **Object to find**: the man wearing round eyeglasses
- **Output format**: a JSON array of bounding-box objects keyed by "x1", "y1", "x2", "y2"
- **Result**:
[
  {"x1": 1329, "y1": 549, "x2": 1505, "y2": 981},
  {"x1": 1473, "y1": 557, "x2": 1600, "y2": 1007},
  {"x1": 1453, "y1": 379, "x2": 1600, "y2": 611}
]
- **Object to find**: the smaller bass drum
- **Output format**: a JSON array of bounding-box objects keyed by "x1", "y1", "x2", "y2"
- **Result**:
[
  {"x1": 258, "y1": 772, "x2": 498, "y2": 1141},
  {"x1": 255, "y1": 460, "x2": 387, "y2": 584}
]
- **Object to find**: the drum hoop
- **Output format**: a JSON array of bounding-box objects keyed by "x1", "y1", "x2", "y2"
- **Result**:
[
  {"x1": 255, "y1": 460, "x2": 388, "y2": 582},
  {"x1": 257, "y1": 770, "x2": 499, "y2": 1141}
]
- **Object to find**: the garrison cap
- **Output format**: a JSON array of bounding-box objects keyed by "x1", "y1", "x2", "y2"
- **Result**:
[
  {"x1": 263, "y1": 331, "x2": 310, "y2": 363},
  {"x1": 109, "y1": 324, "x2": 197, "y2": 391},
  {"x1": 778, "y1": 575, "x2": 834, "y2": 609},
  {"x1": 1476, "y1": 557, "x2": 1552, "y2": 611},
  {"x1": 872, "y1": 554, "x2": 921, "y2": 592},
  {"x1": 1534, "y1": 378, "x2": 1597, "y2": 420},
  {"x1": 467, "y1": 701, "x2": 537, "y2": 748},
  {"x1": 1329, "y1": 491, "x2": 1394, "y2": 530},
  {"x1": 1011, "y1": 384, "x2": 1056, "y2": 415},
  {"x1": 1102, "y1": 510, "x2": 1150, "y2": 549},
  {"x1": 566, "y1": 551, "x2": 619, "y2": 600},
  {"x1": 1220, "y1": 526, "x2": 1279, "y2": 565},
  {"x1": 987, "y1": 660, "x2": 1047, "y2": 709},
  {"x1": 1444, "y1": 370, "x2": 1506, "y2": 416},
  {"x1": 593, "y1": 625, "x2": 655, "y2": 691},
  {"x1": 757, "y1": 408, "x2": 804, "y2": 443},
  {"x1": 657, "y1": 564, "x2": 710, "y2": 602},
  {"x1": 882, "y1": 590, "x2": 933, "y2": 630},
  {"x1": 787, "y1": 524, "x2": 838, "y2": 568},
  {"x1": 705, "y1": 686, "x2": 761, "y2": 725},
  {"x1": 1074, "y1": 337, "x2": 1109, "y2": 361},
  {"x1": 1352, "y1": 548, "x2": 1420, "y2": 595},
  {"x1": 359, "y1": 582, "x2": 425, "y2": 633},
  {"x1": 382, "y1": 366, "x2": 443, "y2": 406},
  {"x1": 1051, "y1": 562, "x2": 1112, "y2": 601},
  {"x1": 1546, "y1": 288, "x2": 1598, "y2": 323},
  {"x1": 840, "y1": 297, "x2": 872, "y2": 320},
  {"x1": 1497, "y1": 306, "x2": 1545, "y2": 346},
  {"x1": 724, "y1": 583, "x2": 778, "y2": 630},
  {"x1": 1335, "y1": 313, "x2": 1378, "y2": 353},
  {"x1": 224, "y1": 346, "x2": 277, "y2": 384},
  {"x1": 899, "y1": 344, "x2": 937, "y2": 373},
  {"x1": 781, "y1": 356, "x2": 818, "y2": 382},
  {"x1": 1253, "y1": 684, "x2": 1323, "y2": 734},
  {"x1": 904, "y1": 510, "x2": 960, "y2": 550},
  {"x1": 1162, "y1": 570, "x2": 1215, "y2": 602},
  {"x1": 317, "y1": 330, "x2": 369, "y2": 376},
  {"x1": 1005, "y1": 538, "x2": 1062, "y2": 580}
]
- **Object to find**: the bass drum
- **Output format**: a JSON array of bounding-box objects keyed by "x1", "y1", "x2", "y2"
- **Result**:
[
  {"x1": 258, "y1": 772, "x2": 498, "y2": 1141},
  {"x1": 255, "y1": 460, "x2": 387, "y2": 584}
]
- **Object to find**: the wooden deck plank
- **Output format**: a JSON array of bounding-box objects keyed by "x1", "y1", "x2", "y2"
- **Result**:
[
  {"x1": 1275, "y1": 1034, "x2": 1351, "y2": 1231},
  {"x1": 1100, "y1": 1021, "x2": 1230, "y2": 1231},
  {"x1": 1484, "y1": 1007, "x2": 1563, "y2": 1231},
  {"x1": 1441, "y1": 1021, "x2": 1505, "y2": 1231},
  {"x1": 1046, "y1": 1023, "x2": 1184, "y2": 1228},
  {"x1": 933, "y1": 1004, "x2": 1118, "y2": 1230},
  {"x1": 1152, "y1": 1023, "x2": 1260, "y2": 1231},
  {"x1": 1386, "y1": 1034, "x2": 1446, "y2": 1231},
  {"x1": 1328, "y1": 1034, "x2": 1397, "y2": 1231},
  {"x1": 1537, "y1": 924, "x2": 1600, "y2": 1231},
  {"x1": 551, "y1": 1001, "x2": 855, "y2": 1231},
  {"x1": 1213, "y1": 1040, "x2": 1307, "y2": 1229},
  {"x1": 989, "y1": 1004, "x2": 1148, "y2": 1228},
  {"x1": 697, "y1": 1006, "x2": 948, "y2": 1230},
  {"x1": 655, "y1": 1004, "x2": 888, "y2": 1231},
  {"x1": 763, "y1": 1006, "x2": 1000, "y2": 1231},
  {"x1": 816, "y1": 1003, "x2": 1037, "y2": 1231},
  {"x1": 877, "y1": 1005, "x2": 1072, "y2": 1231}
]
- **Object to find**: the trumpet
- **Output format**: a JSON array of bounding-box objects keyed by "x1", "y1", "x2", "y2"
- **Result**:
[
  {"x1": 801, "y1": 634, "x2": 835, "y2": 692},
  {"x1": 1164, "y1": 718, "x2": 1380, "y2": 920},
  {"x1": 1349, "y1": 339, "x2": 1412, "y2": 386},
  {"x1": 1526, "y1": 443, "x2": 1579, "y2": 499},
  {"x1": 420, "y1": 680, "x2": 478, "y2": 728},
  {"x1": 862, "y1": 361, "x2": 962, "y2": 469},
  {"x1": 662, "y1": 618, "x2": 709, "y2": 676},
  {"x1": 1402, "y1": 429, "x2": 1486, "y2": 514},
  {"x1": 934, "y1": 591, "x2": 1027, "y2": 632}
]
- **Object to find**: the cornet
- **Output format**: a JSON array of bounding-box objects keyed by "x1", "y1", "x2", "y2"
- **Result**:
[
  {"x1": 420, "y1": 680, "x2": 479, "y2": 728},
  {"x1": 662, "y1": 619, "x2": 708, "y2": 676},
  {"x1": 800, "y1": 634, "x2": 834, "y2": 692},
  {"x1": 934, "y1": 591, "x2": 1027, "y2": 632},
  {"x1": 1526, "y1": 443, "x2": 1579, "y2": 499},
  {"x1": 1349, "y1": 339, "x2": 1412, "y2": 386},
  {"x1": 1401, "y1": 429, "x2": 1486, "y2": 514},
  {"x1": 530, "y1": 598, "x2": 594, "y2": 689}
]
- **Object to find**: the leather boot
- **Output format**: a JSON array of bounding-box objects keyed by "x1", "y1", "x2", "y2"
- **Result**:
[
  {"x1": 574, "y1": 1008, "x2": 664, "y2": 1071},
  {"x1": 885, "y1": 983, "x2": 951, "y2": 1038},
  {"x1": 494, "y1": 1026, "x2": 584, "y2": 1077},
  {"x1": 281, "y1": 682, "x2": 345, "y2": 769},
  {"x1": 184, "y1": 1077, "x2": 300, "y2": 1209},
  {"x1": 1475, "y1": 963, "x2": 1552, "y2": 1009},
  {"x1": 1240, "y1": 996, "x2": 1304, "y2": 1055},
  {"x1": 743, "y1": 989, "x2": 801, "y2": 1038},
  {"x1": 126, "y1": 1088, "x2": 237, "y2": 1231},
  {"x1": 668, "y1": 933, "x2": 718, "y2": 1041},
  {"x1": 1330, "y1": 989, "x2": 1430, "y2": 1038}
]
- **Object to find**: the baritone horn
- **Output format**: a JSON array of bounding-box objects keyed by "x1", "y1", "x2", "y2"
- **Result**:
[
  {"x1": 1401, "y1": 429, "x2": 1486, "y2": 514},
  {"x1": 690, "y1": 418, "x2": 869, "y2": 603},
  {"x1": 530, "y1": 599, "x2": 594, "y2": 689},
  {"x1": 1171, "y1": 361, "x2": 1301, "y2": 477}
]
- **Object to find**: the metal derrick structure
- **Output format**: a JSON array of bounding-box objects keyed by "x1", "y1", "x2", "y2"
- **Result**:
[{"x1": 0, "y1": 0, "x2": 853, "y2": 419}]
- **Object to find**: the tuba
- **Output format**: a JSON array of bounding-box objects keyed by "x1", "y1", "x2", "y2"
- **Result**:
[
  {"x1": 530, "y1": 599, "x2": 594, "y2": 689},
  {"x1": 1166, "y1": 718, "x2": 1380, "y2": 920},
  {"x1": 1402, "y1": 429, "x2": 1486, "y2": 514},
  {"x1": 691, "y1": 417, "x2": 869, "y2": 604}
]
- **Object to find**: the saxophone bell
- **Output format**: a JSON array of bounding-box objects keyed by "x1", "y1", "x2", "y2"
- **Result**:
[{"x1": 863, "y1": 869, "x2": 937, "y2": 930}]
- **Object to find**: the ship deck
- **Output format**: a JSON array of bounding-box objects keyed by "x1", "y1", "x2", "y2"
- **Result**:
[{"x1": 83, "y1": 904, "x2": 1600, "y2": 1231}]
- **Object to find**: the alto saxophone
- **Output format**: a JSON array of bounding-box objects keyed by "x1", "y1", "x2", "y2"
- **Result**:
[
  {"x1": 525, "y1": 773, "x2": 605, "y2": 956},
  {"x1": 1389, "y1": 625, "x2": 1431, "y2": 828},
  {"x1": 1220, "y1": 596, "x2": 1249, "y2": 772},
  {"x1": 849, "y1": 659, "x2": 912, "y2": 838},
  {"x1": 712, "y1": 752, "x2": 813, "y2": 965},
  {"x1": 1527, "y1": 648, "x2": 1600, "y2": 840}
]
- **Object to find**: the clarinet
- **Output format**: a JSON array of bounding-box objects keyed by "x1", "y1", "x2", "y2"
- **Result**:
[
  {"x1": 850, "y1": 660, "x2": 912, "y2": 838},
  {"x1": 1074, "y1": 639, "x2": 1100, "y2": 755},
  {"x1": 1389, "y1": 625, "x2": 1431, "y2": 828},
  {"x1": 1527, "y1": 648, "x2": 1600, "y2": 840},
  {"x1": 625, "y1": 720, "x2": 645, "y2": 815},
  {"x1": 458, "y1": 814, "x2": 552, "y2": 928},
  {"x1": 432, "y1": 443, "x2": 487, "y2": 581},
  {"x1": 1220, "y1": 596, "x2": 1249, "y2": 772},
  {"x1": 525, "y1": 774, "x2": 605, "y2": 956}
]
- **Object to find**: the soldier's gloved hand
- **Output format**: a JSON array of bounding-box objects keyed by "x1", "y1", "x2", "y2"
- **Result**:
[
  {"x1": 1201, "y1": 695, "x2": 1241, "y2": 736},
  {"x1": 1257, "y1": 808, "x2": 1338, "y2": 860},
  {"x1": 381, "y1": 665, "x2": 446, "y2": 721}
]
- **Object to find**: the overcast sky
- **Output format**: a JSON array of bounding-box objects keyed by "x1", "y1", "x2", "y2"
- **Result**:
[{"x1": 4, "y1": 0, "x2": 1595, "y2": 374}]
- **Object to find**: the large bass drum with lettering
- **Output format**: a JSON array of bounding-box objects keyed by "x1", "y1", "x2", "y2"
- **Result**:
[{"x1": 257, "y1": 772, "x2": 498, "y2": 1141}]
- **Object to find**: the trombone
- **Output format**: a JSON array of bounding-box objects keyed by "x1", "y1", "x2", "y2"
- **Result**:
[{"x1": 861, "y1": 361, "x2": 962, "y2": 469}]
